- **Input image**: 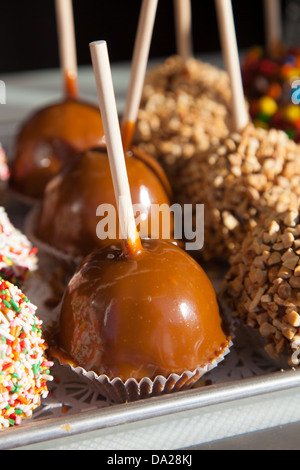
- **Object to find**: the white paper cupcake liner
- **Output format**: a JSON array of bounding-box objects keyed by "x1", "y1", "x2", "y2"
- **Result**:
[
  {"x1": 47, "y1": 278, "x2": 235, "y2": 403},
  {"x1": 47, "y1": 301, "x2": 233, "y2": 403},
  {"x1": 51, "y1": 342, "x2": 232, "y2": 404},
  {"x1": 49, "y1": 303, "x2": 232, "y2": 403}
]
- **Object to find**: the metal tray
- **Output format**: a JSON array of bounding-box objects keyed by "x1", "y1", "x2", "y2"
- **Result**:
[
  {"x1": 1, "y1": 74, "x2": 300, "y2": 450},
  {"x1": 1, "y1": 368, "x2": 300, "y2": 450}
]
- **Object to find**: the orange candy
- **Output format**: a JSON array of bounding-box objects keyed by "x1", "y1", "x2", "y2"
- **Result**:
[{"x1": 267, "y1": 83, "x2": 282, "y2": 100}]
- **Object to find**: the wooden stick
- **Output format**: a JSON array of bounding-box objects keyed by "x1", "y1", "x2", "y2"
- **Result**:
[
  {"x1": 55, "y1": 0, "x2": 78, "y2": 99},
  {"x1": 263, "y1": 0, "x2": 282, "y2": 54},
  {"x1": 121, "y1": 0, "x2": 158, "y2": 153},
  {"x1": 90, "y1": 40, "x2": 143, "y2": 257},
  {"x1": 174, "y1": 0, "x2": 193, "y2": 62},
  {"x1": 215, "y1": 0, "x2": 249, "y2": 132}
]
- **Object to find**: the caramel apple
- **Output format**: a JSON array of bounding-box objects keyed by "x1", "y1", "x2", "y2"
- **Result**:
[
  {"x1": 10, "y1": 0, "x2": 104, "y2": 200},
  {"x1": 36, "y1": 145, "x2": 173, "y2": 258},
  {"x1": 55, "y1": 239, "x2": 230, "y2": 381},
  {"x1": 10, "y1": 98, "x2": 104, "y2": 199}
]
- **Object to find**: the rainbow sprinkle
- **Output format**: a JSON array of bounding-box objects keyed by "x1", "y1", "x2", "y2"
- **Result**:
[
  {"x1": 0, "y1": 277, "x2": 53, "y2": 429},
  {"x1": 0, "y1": 207, "x2": 38, "y2": 285}
]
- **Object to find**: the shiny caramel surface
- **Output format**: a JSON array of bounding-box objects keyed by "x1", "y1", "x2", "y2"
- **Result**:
[
  {"x1": 55, "y1": 240, "x2": 230, "y2": 381},
  {"x1": 11, "y1": 98, "x2": 104, "y2": 198},
  {"x1": 36, "y1": 147, "x2": 173, "y2": 257}
]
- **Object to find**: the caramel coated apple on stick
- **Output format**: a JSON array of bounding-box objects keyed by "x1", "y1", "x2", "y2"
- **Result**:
[
  {"x1": 50, "y1": 41, "x2": 231, "y2": 402},
  {"x1": 35, "y1": 144, "x2": 173, "y2": 259},
  {"x1": 10, "y1": 0, "x2": 104, "y2": 199}
]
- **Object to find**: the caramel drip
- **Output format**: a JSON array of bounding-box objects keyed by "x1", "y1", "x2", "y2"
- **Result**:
[
  {"x1": 122, "y1": 234, "x2": 144, "y2": 258},
  {"x1": 122, "y1": 121, "x2": 135, "y2": 154},
  {"x1": 64, "y1": 70, "x2": 79, "y2": 99}
]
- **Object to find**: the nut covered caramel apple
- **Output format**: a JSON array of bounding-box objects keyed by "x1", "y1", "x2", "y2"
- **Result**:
[
  {"x1": 134, "y1": 55, "x2": 232, "y2": 186},
  {"x1": 176, "y1": 123, "x2": 300, "y2": 261},
  {"x1": 10, "y1": 98, "x2": 104, "y2": 199},
  {"x1": 222, "y1": 210, "x2": 300, "y2": 363},
  {"x1": 54, "y1": 239, "x2": 231, "y2": 381},
  {"x1": 36, "y1": 145, "x2": 173, "y2": 258}
]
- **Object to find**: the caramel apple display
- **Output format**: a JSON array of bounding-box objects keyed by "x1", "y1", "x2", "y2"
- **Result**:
[
  {"x1": 222, "y1": 210, "x2": 300, "y2": 365},
  {"x1": 10, "y1": 0, "x2": 104, "y2": 200},
  {"x1": 49, "y1": 40, "x2": 232, "y2": 403},
  {"x1": 0, "y1": 277, "x2": 53, "y2": 429},
  {"x1": 35, "y1": 145, "x2": 173, "y2": 259}
]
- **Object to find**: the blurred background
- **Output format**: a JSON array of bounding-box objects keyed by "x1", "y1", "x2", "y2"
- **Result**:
[{"x1": 0, "y1": 0, "x2": 295, "y2": 74}]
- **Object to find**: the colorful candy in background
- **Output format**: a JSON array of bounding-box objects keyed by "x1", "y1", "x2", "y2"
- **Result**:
[{"x1": 242, "y1": 46, "x2": 300, "y2": 142}]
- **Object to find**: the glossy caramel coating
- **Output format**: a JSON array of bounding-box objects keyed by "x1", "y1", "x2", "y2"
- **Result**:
[
  {"x1": 10, "y1": 99, "x2": 104, "y2": 199},
  {"x1": 55, "y1": 240, "x2": 230, "y2": 381},
  {"x1": 36, "y1": 146, "x2": 173, "y2": 257}
]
